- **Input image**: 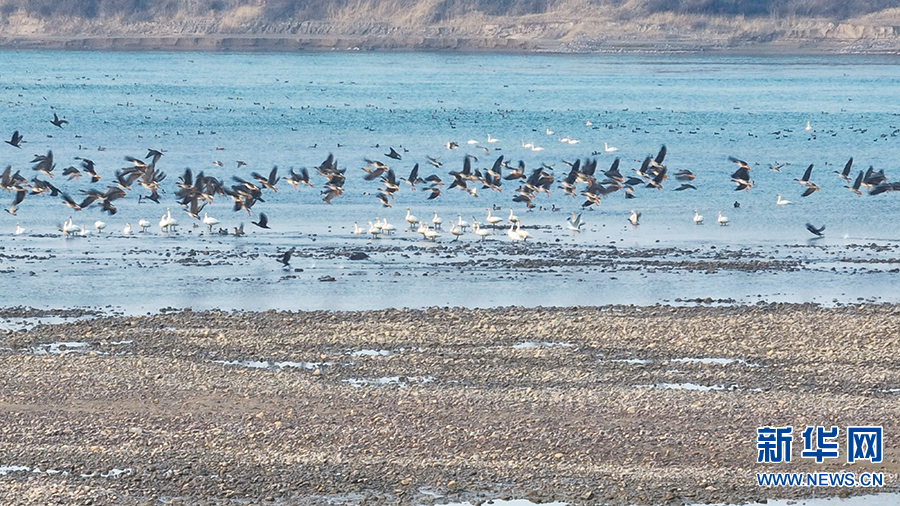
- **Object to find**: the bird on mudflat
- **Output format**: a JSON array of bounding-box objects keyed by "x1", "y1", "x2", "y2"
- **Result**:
[{"x1": 806, "y1": 223, "x2": 825, "y2": 237}]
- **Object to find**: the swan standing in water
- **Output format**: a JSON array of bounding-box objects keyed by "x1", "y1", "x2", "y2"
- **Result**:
[
  {"x1": 14, "y1": 223, "x2": 25, "y2": 235},
  {"x1": 368, "y1": 221, "x2": 381, "y2": 239},
  {"x1": 485, "y1": 208, "x2": 502, "y2": 227},
  {"x1": 693, "y1": 210, "x2": 703, "y2": 224},
  {"x1": 456, "y1": 214, "x2": 469, "y2": 231},
  {"x1": 508, "y1": 208, "x2": 520, "y2": 224},
  {"x1": 123, "y1": 223, "x2": 132, "y2": 235},
  {"x1": 405, "y1": 208, "x2": 418, "y2": 230},
  {"x1": 138, "y1": 218, "x2": 151, "y2": 233},
  {"x1": 449, "y1": 222, "x2": 464, "y2": 241},
  {"x1": 202, "y1": 212, "x2": 220, "y2": 231},
  {"x1": 472, "y1": 219, "x2": 492, "y2": 241},
  {"x1": 718, "y1": 211, "x2": 729, "y2": 226},
  {"x1": 515, "y1": 222, "x2": 532, "y2": 241},
  {"x1": 507, "y1": 223, "x2": 521, "y2": 242}
]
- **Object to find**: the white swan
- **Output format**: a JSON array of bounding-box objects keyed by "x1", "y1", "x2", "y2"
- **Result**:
[
  {"x1": 604, "y1": 142, "x2": 618, "y2": 153},
  {"x1": 693, "y1": 210, "x2": 703, "y2": 224},
  {"x1": 508, "y1": 208, "x2": 519, "y2": 224},
  {"x1": 62, "y1": 218, "x2": 79, "y2": 237},
  {"x1": 449, "y1": 222, "x2": 464, "y2": 241},
  {"x1": 202, "y1": 212, "x2": 219, "y2": 231},
  {"x1": 507, "y1": 223, "x2": 521, "y2": 242},
  {"x1": 457, "y1": 214, "x2": 469, "y2": 230},
  {"x1": 521, "y1": 139, "x2": 534, "y2": 149},
  {"x1": 567, "y1": 212, "x2": 584, "y2": 232},
  {"x1": 123, "y1": 223, "x2": 132, "y2": 235},
  {"x1": 486, "y1": 208, "x2": 502, "y2": 226},
  {"x1": 486, "y1": 134, "x2": 499, "y2": 143},
  {"x1": 432, "y1": 212, "x2": 442, "y2": 230},
  {"x1": 545, "y1": 127, "x2": 554, "y2": 135},
  {"x1": 472, "y1": 219, "x2": 492, "y2": 241},
  {"x1": 424, "y1": 228, "x2": 440, "y2": 241},
  {"x1": 776, "y1": 194, "x2": 792, "y2": 205},
  {"x1": 138, "y1": 218, "x2": 151, "y2": 233},
  {"x1": 14, "y1": 223, "x2": 25, "y2": 235},
  {"x1": 515, "y1": 222, "x2": 532, "y2": 241},
  {"x1": 381, "y1": 219, "x2": 396, "y2": 235},
  {"x1": 94, "y1": 220, "x2": 107, "y2": 234},
  {"x1": 718, "y1": 211, "x2": 729, "y2": 226},
  {"x1": 405, "y1": 208, "x2": 418, "y2": 229},
  {"x1": 353, "y1": 222, "x2": 363, "y2": 235},
  {"x1": 368, "y1": 221, "x2": 381, "y2": 238}
]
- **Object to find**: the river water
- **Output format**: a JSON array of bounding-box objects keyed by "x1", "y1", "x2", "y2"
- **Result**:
[{"x1": 2, "y1": 50, "x2": 900, "y2": 313}]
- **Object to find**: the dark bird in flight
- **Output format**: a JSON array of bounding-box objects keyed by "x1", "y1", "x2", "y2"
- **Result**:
[
  {"x1": 845, "y1": 171, "x2": 864, "y2": 196},
  {"x1": 5, "y1": 131, "x2": 23, "y2": 148},
  {"x1": 252, "y1": 212, "x2": 270, "y2": 229},
  {"x1": 385, "y1": 147, "x2": 402, "y2": 160},
  {"x1": 795, "y1": 164, "x2": 820, "y2": 196},
  {"x1": 806, "y1": 223, "x2": 825, "y2": 237},
  {"x1": 278, "y1": 247, "x2": 295, "y2": 266},
  {"x1": 50, "y1": 113, "x2": 68, "y2": 128},
  {"x1": 834, "y1": 157, "x2": 853, "y2": 183}
]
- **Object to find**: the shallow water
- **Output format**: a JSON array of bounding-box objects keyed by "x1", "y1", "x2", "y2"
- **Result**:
[{"x1": 3, "y1": 51, "x2": 900, "y2": 312}]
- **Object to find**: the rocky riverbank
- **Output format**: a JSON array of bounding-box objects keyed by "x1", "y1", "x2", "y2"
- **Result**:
[{"x1": 0, "y1": 304, "x2": 898, "y2": 505}]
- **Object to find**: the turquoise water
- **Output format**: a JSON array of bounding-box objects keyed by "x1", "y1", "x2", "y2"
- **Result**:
[{"x1": 2, "y1": 51, "x2": 900, "y2": 311}]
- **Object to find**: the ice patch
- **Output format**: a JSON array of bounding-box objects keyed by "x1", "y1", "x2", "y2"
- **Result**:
[
  {"x1": 349, "y1": 349, "x2": 392, "y2": 357},
  {"x1": 607, "y1": 358, "x2": 651, "y2": 364},
  {"x1": 652, "y1": 383, "x2": 732, "y2": 391},
  {"x1": 214, "y1": 359, "x2": 325, "y2": 370},
  {"x1": 343, "y1": 376, "x2": 435, "y2": 388},
  {"x1": 513, "y1": 341, "x2": 574, "y2": 349},
  {"x1": 672, "y1": 357, "x2": 760, "y2": 367},
  {"x1": 0, "y1": 466, "x2": 31, "y2": 475}
]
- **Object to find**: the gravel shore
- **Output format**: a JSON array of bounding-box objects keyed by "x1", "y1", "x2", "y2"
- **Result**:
[{"x1": 1, "y1": 304, "x2": 898, "y2": 505}]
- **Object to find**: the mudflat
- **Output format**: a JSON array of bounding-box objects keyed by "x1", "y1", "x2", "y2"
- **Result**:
[{"x1": 0, "y1": 304, "x2": 897, "y2": 505}]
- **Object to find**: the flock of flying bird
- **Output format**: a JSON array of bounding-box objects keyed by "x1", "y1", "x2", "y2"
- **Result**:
[{"x1": 5, "y1": 114, "x2": 900, "y2": 245}]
